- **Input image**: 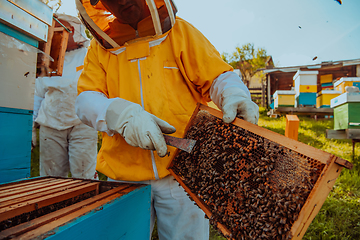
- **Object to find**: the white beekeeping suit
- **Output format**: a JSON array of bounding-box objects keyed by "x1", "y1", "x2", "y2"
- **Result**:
[{"x1": 33, "y1": 13, "x2": 98, "y2": 179}]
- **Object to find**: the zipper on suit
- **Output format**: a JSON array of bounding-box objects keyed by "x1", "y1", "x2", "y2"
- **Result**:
[{"x1": 136, "y1": 58, "x2": 160, "y2": 180}]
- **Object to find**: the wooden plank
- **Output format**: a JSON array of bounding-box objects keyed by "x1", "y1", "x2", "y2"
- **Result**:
[
  {"x1": 326, "y1": 129, "x2": 347, "y2": 139},
  {"x1": 0, "y1": 178, "x2": 74, "y2": 198},
  {"x1": 0, "y1": 180, "x2": 84, "y2": 207},
  {"x1": 0, "y1": 184, "x2": 133, "y2": 239},
  {"x1": 326, "y1": 129, "x2": 360, "y2": 140},
  {"x1": 346, "y1": 129, "x2": 360, "y2": 139},
  {"x1": 0, "y1": 182, "x2": 99, "y2": 222},
  {"x1": 334, "y1": 157, "x2": 353, "y2": 169},
  {"x1": 248, "y1": 87, "x2": 263, "y2": 91},
  {"x1": 274, "y1": 107, "x2": 333, "y2": 116},
  {"x1": 0, "y1": 177, "x2": 54, "y2": 191}
]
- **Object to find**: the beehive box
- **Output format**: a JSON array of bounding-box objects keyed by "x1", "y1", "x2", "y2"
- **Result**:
[
  {"x1": 293, "y1": 70, "x2": 318, "y2": 89},
  {"x1": 320, "y1": 74, "x2": 333, "y2": 85},
  {"x1": 0, "y1": 177, "x2": 151, "y2": 239},
  {"x1": 334, "y1": 77, "x2": 360, "y2": 93},
  {"x1": 295, "y1": 92, "x2": 317, "y2": 108},
  {"x1": 293, "y1": 71, "x2": 318, "y2": 107},
  {"x1": 320, "y1": 74, "x2": 333, "y2": 90},
  {"x1": 316, "y1": 90, "x2": 342, "y2": 108},
  {"x1": 167, "y1": 104, "x2": 352, "y2": 240},
  {"x1": 0, "y1": 0, "x2": 52, "y2": 184},
  {"x1": 273, "y1": 90, "x2": 296, "y2": 108},
  {"x1": 0, "y1": 30, "x2": 37, "y2": 183},
  {"x1": 331, "y1": 92, "x2": 360, "y2": 130},
  {"x1": 0, "y1": 0, "x2": 52, "y2": 42}
]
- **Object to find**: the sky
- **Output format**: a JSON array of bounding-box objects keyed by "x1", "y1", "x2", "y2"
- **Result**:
[{"x1": 57, "y1": 0, "x2": 360, "y2": 67}]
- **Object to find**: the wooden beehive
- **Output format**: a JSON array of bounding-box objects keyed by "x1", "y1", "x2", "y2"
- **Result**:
[
  {"x1": 37, "y1": 17, "x2": 69, "y2": 77},
  {"x1": 0, "y1": 176, "x2": 151, "y2": 239},
  {"x1": 167, "y1": 103, "x2": 352, "y2": 240}
]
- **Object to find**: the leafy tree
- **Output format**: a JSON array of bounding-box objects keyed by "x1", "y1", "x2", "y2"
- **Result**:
[
  {"x1": 42, "y1": 0, "x2": 62, "y2": 12},
  {"x1": 222, "y1": 43, "x2": 268, "y2": 87}
]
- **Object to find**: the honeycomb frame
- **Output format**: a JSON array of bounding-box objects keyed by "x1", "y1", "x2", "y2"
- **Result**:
[{"x1": 167, "y1": 103, "x2": 352, "y2": 240}]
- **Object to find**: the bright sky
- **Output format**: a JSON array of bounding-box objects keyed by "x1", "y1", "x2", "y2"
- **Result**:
[{"x1": 57, "y1": 0, "x2": 360, "y2": 67}]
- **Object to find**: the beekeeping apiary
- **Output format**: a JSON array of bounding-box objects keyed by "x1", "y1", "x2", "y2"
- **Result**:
[
  {"x1": 0, "y1": 176, "x2": 151, "y2": 239},
  {"x1": 168, "y1": 104, "x2": 352, "y2": 240}
]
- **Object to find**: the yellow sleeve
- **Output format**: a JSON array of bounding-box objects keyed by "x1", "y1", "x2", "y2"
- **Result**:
[
  {"x1": 169, "y1": 18, "x2": 233, "y2": 101},
  {"x1": 77, "y1": 39, "x2": 109, "y2": 97}
]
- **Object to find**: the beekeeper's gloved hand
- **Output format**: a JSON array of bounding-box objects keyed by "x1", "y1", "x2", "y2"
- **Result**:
[
  {"x1": 105, "y1": 99, "x2": 176, "y2": 157},
  {"x1": 221, "y1": 87, "x2": 259, "y2": 124}
]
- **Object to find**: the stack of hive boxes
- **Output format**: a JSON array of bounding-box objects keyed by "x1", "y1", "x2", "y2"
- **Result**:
[
  {"x1": 0, "y1": 0, "x2": 53, "y2": 183},
  {"x1": 293, "y1": 70, "x2": 318, "y2": 107},
  {"x1": 334, "y1": 77, "x2": 360, "y2": 93},
  {"x1": 317, "y1": 74, "x2": 342, "y2": 108},
  {"x1": 331, "y1": 77, "x2": 360, "y2": 130}
]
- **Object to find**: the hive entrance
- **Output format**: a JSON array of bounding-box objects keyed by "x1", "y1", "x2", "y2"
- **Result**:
[{"x1": 169, "y1": 109, "x2": 324, "y2": 239}]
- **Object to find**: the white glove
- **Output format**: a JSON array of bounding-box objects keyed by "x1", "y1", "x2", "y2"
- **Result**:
[
  {"x1": 221, "y1": 87, "x2": 259, "y2": 124},
  {"x1": 105, "y1": 99, "x2": 176, "y2": 157}
]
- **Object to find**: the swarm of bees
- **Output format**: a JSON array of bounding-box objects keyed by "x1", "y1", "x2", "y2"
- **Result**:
[{"x1": 169, "y1": 110, "x2": 324, "y2": 240}]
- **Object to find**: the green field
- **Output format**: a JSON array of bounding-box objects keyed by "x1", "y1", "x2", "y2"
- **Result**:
[{"x1": 31, "y1": 108, "x2": 360, "y2": 240}]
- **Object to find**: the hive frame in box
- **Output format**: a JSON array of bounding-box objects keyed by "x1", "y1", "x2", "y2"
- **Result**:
[
  {"x1": 0, "y1": 176, "x2": 151, "y2": 239},
  {"x1": 37, "y1": 17, "x2": 69, "y2": 77},
  {"x1": 167, "y1": 103, "x2": 352, "y2": 240}
]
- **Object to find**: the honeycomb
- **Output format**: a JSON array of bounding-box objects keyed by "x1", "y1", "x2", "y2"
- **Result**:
[{"x1": 169, "y1": 110, "x2": 325, "y2": 240}]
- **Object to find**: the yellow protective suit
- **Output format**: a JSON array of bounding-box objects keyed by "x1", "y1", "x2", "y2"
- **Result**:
[{"x1": 77, "y1": 0, "x2": 233, "y2": 181}]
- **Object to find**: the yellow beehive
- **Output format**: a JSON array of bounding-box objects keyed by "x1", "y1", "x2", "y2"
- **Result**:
[
  {"x1": 334, "y1": 77, "x2": 360, "y2": 93},
  {"x1": 273, "y1": 90, "x2": 296, "y2": 108},
  {"x1": 299, "y1": 85, "x2": 317, "y2": 93},
  {"x1": 316, "y1": 90, "x2": 342, "y2": 108},
  {"x1": 320, "y1": 74, "x2": 333, "y2": 84}
]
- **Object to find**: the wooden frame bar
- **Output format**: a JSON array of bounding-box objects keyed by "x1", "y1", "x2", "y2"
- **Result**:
[
  {"x1": 0, "y1": 180, "x2": 84, "y2": 207},
  {"x1": 37, "y1": 17, "x2": 69, "y2": 77},
  {"x1": 0, "y1": 182, "x2": 100, "y2": 222}
]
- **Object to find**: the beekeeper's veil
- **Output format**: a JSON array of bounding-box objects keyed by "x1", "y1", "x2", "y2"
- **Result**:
[
  {"x1": 75, "y1": 0, "x2": 177, "y2": 49},
  {"x1": 55, "y1": 13, "x2": 90, "y2": 47}
]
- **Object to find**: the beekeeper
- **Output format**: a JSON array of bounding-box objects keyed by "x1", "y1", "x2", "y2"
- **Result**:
[
  {"x1": 32, "y1": 13, "x2": 98, "y2": 179},
  {"x1": 74, "y1": 0, "x2": 259, "y2": 238}
]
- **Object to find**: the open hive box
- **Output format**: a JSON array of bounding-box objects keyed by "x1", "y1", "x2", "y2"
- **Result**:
[
  {"x1": 0, "y1": 176, "x2": 150, "y2": 239},
  {"x1": 168, "y1": 104, "x2": 352, "y2": 240}
]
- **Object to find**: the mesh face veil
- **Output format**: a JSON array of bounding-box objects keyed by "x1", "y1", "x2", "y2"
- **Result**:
[
  {"x1": 55, "y1": 13, "x2": 90, "y2": 46},
  {"x1": 75, "y1": 0, "x2": 177, "y2": 49}
]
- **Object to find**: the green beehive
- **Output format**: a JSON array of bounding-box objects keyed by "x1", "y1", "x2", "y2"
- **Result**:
[{"x1": 331, "y1": 92, "x2": 360, "y2": 130}]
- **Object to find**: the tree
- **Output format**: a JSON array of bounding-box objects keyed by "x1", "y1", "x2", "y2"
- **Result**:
[
  {"x1": 41, "y1": 0, "x2": 62, "y2": 12},
  {"x1": 222, "y1": 43, "x2": 268, "y2": 87}
]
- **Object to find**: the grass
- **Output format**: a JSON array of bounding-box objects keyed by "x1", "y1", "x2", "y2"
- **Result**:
[{"x1": 31, "y1": 108, "x2": 360, "y2": 239}]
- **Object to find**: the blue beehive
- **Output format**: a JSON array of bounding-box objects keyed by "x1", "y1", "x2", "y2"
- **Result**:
[
  {"x1": 0, "y1": 0, "x2": 53, "y2": 183},
  {"x1": 0, "y1": 177, "x2": 151, "y2": 239}
]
